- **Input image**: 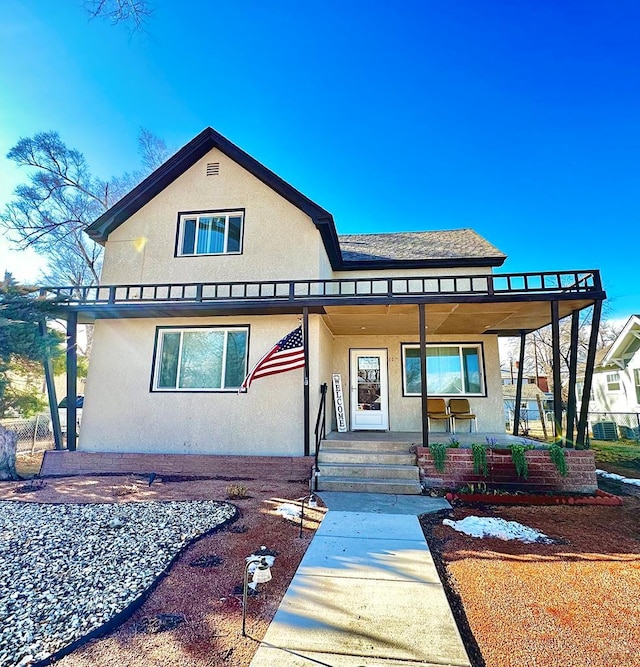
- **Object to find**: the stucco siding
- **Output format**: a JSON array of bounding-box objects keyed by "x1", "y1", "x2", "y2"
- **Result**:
[
  {"x1": 100, "y1": 147, "x2": 328, "y2": 285},
  {"x1": 80, "y1": 315, "x2": 311, "y2": 456},
  {"x1": 329, "y1": 333, "x2": 503, "y2": 433}
]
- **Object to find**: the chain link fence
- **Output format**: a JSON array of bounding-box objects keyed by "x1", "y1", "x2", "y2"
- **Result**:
[
  {"x1": 1, "y1": 414, "x2": 56, "y2": 455},
  {"x1": 505, "y1": 406, "x2": 640, "y2": 442},
  {"x1": 588, "y1": 412, "x2": 640, "y2": 441},
  {"x1": 505, "y1": 408, "x2": 555, "y2": 441}
]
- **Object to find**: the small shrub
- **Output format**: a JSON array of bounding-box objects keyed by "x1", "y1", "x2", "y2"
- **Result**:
[
  {"x1": 189, "y1": 554, "x2": 223, "y2": 568},
  {"x1": 226, "y1": 484, "x2": 249, "y2": 499},
  {"x1": 13, "y1": 479, "x2": 46, "y2": 494},
  {"x1": 227, "y1": 523, "x2": 248, "y2": 533},
  {"x1": 509, "y1": 443, "x2": 534, "y2": 479},
  {"x1": 429, "y1": 442, "x2": 448, "y2": 473},
  {"x1": 449, "y1": 436, "x2": 460, "y2": 448},
  {"x1": 134, "y1": 614, "x2": 185, "y2": 634},
  {"x1": 549, "y1": 443, "x2": 568, "y2": 477},
  {"x1": 471, "y1": 443, "x2": 489, "y2": 477},
  {"x1": 112, "y1": 484, "x2": 139, "y2": 497}
]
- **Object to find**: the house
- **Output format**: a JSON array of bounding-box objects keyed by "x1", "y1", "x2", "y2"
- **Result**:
[
  {"x1": 503, "y1": 383, "x2": 551, "y2": 439},
  {"x1": 42, "y1": 128, "x2": 606, "y2": 483},
  {"x1": 586, "y1": 315, "x2": 640, "y2": 438}
]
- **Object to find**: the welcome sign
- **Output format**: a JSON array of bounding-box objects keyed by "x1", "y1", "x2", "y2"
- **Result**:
[{"x1": 332, "y1": 374, "x2": 347, "y2": 433}]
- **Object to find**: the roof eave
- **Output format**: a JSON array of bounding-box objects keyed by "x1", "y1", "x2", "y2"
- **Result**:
[{"x1": 338, "y1": 255, "x2": 507, "y2": 271}]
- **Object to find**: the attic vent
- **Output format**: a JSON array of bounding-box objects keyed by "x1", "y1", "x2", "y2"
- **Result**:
[{"x1": 206, "y1": 162, "x2": 220, "y2": 176}]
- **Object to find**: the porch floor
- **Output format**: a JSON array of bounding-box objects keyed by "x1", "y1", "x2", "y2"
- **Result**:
[{"x1": 324, "y1": 430, "x2": 541, "y2": 446}]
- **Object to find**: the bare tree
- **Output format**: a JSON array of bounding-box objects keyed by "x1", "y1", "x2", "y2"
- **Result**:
[
  {"x1": 501, "y1": 307, "x2": 622, "y2": 397},
  {"x1": 138, "y1": 127, "x2": 169, "y2": 172},
  {"x1": 1, "y1": 129, "x2": 169, "y2": 287},
  {"x1": 84, "y1": 0, "x2": 154, "y2": 32}
]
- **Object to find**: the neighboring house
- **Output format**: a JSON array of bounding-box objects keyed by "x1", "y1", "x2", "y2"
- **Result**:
[
  {"x1": 501, "y1": 367, "x2": 549, "y2": 392},
  {"x1": 503, "y1": 382, "x2": 550, "y2": 430},
  {"x1": 590, "y1": 315, "x2": 640, "y2": 417},
  {"x1": 44, "y1": 127, "x2": 606, "y2": 457}
]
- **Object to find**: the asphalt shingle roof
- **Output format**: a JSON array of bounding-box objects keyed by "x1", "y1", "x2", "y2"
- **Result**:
[
  {"x1": 502, "y1": 384, "x2": 547, "y2": 400},
  {"x1": 338, "y1": 229, "x2": 506, "y2": 263}
]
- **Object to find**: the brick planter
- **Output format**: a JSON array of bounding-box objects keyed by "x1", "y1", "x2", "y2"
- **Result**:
[
  {"x1": 40, "y1": 451, "x2": 315, "y2": 482},
  {"x1": 416, "y1": 447, "x2": 597, "y2": 494}
]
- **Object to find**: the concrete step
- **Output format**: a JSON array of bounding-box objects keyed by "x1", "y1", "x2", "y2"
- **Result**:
[
  {"x1": 317, "y1": 463, "x2": 420, "y2": 481},
  {"x1": 316, "y1": 476, "x2": 423, "y2": 495},
  {"x1": 321, "y1": 439, "x2": 416, "y2": 453},
  {"x1": 318, "y1": 449, "x2": 416, "y2": 465}
]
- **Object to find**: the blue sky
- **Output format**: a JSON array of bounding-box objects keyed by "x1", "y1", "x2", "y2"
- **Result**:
[{"x1": 1, "y1": 0, "x2": 638, "y2": 320}]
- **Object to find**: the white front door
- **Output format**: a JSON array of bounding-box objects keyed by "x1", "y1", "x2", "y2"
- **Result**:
[{"x1": 350, "y1": 349, "x2": 389, "y2": 430}]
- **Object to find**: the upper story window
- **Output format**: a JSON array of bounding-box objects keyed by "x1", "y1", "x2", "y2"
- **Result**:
[
  {"x1": 402, "y1": 343, "x2": 485, "y2": 396},
  {"x1": 606, "y1": 372, "x2": 621, "y2": 392},
  {"x1": 177, "y1": 210, "x2": 243, "y2": 256}
]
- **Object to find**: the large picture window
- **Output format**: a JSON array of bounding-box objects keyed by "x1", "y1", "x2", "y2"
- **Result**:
[
  {"x1": 402, "y1": 343, "x2": 484, "y2": 396},
  {"x1": 177, "y1": 210, "x2": 243, "y2": 256},
  {"x1": 153, "y1": 327, "x2": 248, "y2": 391}
]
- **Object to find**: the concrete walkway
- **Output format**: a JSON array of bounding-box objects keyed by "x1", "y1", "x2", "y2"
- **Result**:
[{"x1": 250, "y1": 493, "x2": 471, "y2": 667}]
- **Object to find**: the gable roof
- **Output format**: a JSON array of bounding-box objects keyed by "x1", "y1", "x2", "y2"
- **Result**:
[
  {"x1": 86, "y1": 127, "x2": 343, "y2": 267},
  {"x1": 599, "y1": 315, "x2": 640, "y2": 369},
  {"x1": 339, "y1": 230, "x2": 506, "y2": 268},
  {"x1": 502, "y1": 383, "x2": 547, "y2": 400},
  {"x1": 86, "y1": 127, "x2": 506, "y2": 271}
]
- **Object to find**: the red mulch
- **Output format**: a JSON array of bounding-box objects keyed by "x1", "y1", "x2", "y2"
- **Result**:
[{"x1": 422, "y1": 497, "x2": 640, "y2": 667}]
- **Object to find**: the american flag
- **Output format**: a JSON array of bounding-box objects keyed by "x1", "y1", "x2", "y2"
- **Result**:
[{"x1": 240, "y1": 326, "x2": 305, "y2": 391}]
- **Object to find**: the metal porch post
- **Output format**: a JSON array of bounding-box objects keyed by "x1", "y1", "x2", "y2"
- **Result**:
[
  {"x1": 419, "y1": 303, "x2": 429, "y2": 448},
  {"x1": 39, "y1": 319, "x2": 63, "y2": 451},
  {"x1": 576, "y1": 301, "x2": 602, "y2": 447},
  {"x1": 513, "y1": 331, "x2": 526, "y2": 436},
  {"x1": 565, "y1": 310, "x2": 580, "y2": 447},
  {"x1": 66, "y1": 311, "x2": 78, "y2": 452},
  {"x1": 551, "y1": 301, "x2": 563, "y2": 443},
  {"x1": 303, "y1": 307, "x2": 310, "y2": 457}
]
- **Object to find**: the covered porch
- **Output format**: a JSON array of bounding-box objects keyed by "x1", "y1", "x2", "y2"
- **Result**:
[{"x1": 42, "y1": 268, "x2": 606, "y2": 457}]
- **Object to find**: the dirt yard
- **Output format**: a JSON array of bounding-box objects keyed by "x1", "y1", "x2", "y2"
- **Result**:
[
  {"x1": 3, "y1": 459, "x2": 640, "y2": 667},
  {"x1": 0, "y1": 474, "x2": 325, "y2": 667},
  {"x1": 421, "y1": 497, "x2": 640, "y2": 667}
]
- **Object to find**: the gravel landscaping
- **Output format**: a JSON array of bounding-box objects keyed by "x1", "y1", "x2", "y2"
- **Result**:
[{"x1": 0, "y1": 500, "x2": 236, "y2": 667}]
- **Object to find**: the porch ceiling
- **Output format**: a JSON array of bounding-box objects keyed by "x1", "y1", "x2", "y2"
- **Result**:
[{"x1": 322, "y1": 299, "x2": 596, "y2": 336}]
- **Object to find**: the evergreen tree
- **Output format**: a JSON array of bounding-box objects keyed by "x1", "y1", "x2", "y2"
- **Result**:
[{"x1": 0, "y1": 272, "x2": 63, "y2": 478}]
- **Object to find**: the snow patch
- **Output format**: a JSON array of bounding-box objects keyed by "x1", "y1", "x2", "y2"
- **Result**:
[
  {"x1": 443, "y1": 516, "x2": 552, "y2": 543},
  {"x1": 275, "y1": 503, "x2": 302, "y2": 521},
  {"x1": 596, "y1": 469, "x2": 640, "y2": 487}
]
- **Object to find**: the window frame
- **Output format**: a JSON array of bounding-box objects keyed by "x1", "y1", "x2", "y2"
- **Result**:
[
  {"x1": 606, "y1": 371, "x2": 621, "y2": 393},
  {"x1": 150, "y1": 325, "x2": 250, "y2": 393},
  {"x1": 401, "y1": 342, "x2": 486, "y2": 397},
  {"x1": 634, "y1": 369, "x2": 640, "y2": 404},
  {"x1": 175, "y1": 209, "x2": 245, "y2": 257}
]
